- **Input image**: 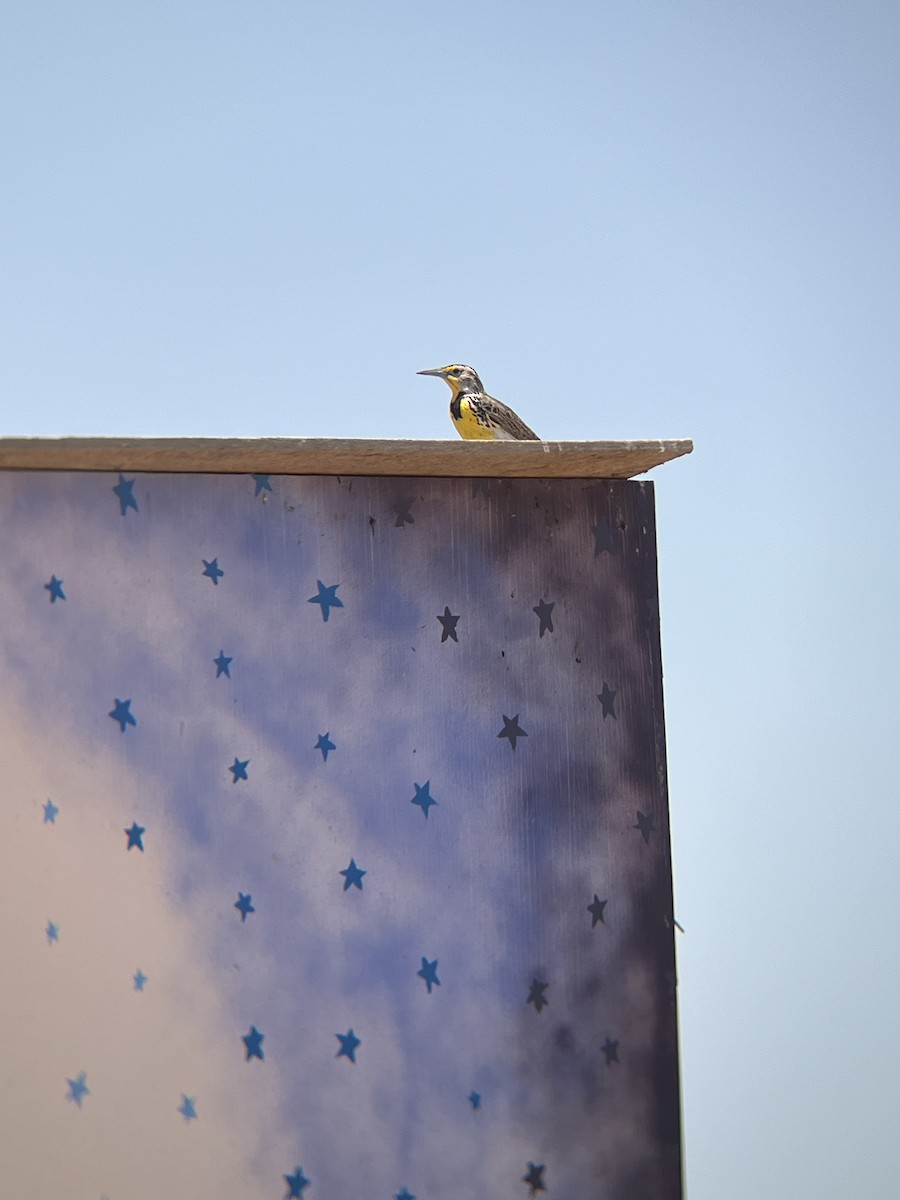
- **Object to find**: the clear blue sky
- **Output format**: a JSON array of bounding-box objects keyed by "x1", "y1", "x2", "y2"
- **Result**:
[{"x1": 2, "y1": 1, "x2": 899, "y2": 1196}]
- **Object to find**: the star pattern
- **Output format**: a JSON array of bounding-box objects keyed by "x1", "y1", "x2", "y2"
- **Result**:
[
  {"x1": 202, "y1": 558, "x2": 224, "y2": 585},
  {"x1": 284, "y1": 1167, "x2": 311, "y2": 1197},
  {"x1": 597, "y1": 681, "x2": 617, "y2": 719},
  {"x1": 393, "y1": 497, "x2": 415, "y2": 527},
  {"x1": 601, "y1": 1036, "x2": 620, "y2": 1065},
  {"x1": 44, "y1": 575, "x2": 66, "y2": 602},
  {"x1": 336, "y1": 1028, "x2": 361, "y2": 1062},
  {"x1": 634, "y1": 810, "x2": 654, "y2": 844},
  {"x1": 124, "y1": 821, "x2": 145, "y2": 851},
  {"x1": 112, "y1": 474, "x2": 139, "y2": 516},
  {"x1": 588, "y1": 895, "x2": 608, "y2": 928},
  {"x1": 66, "y1": 1071, "x2": 90, "y2": 1107},
  {"x1": 411, "y1": 780, "x2": 437, "y2": 819},
  {"x1": 522, "y1": 1162, "x2": 546, "y2": 1195},
  {"x1": 437, "y1": 605, "x2": 460, "y2": 643},
  {"x1": 315, "y1": 732, "x2": 336, "y2": 761},
  {"x1": 497, "y1": 714, "x2": 527, "y2": 750},
  {"x1": 527, "y1": 979, "x2": 549, "y2": 1013},
  {"x1": 8, "y1": 472, "x2": 679, "y2": 1197},
  {"x1": 214, "y1": 650, "x2": 233, "y2": 678},
  {"x1": 242, "y1": 1025, "x2": 265, "y2": 1061},
  {"x1": 307, "y1": 579, "x2": 343, "y2": 622},
  {"x1": 340, "y1": 859, "x2": 366, "y2": 891},
  {"x1": 532, "y1": 598, "x2": 554, "y2": 637},
  {"x1": 417, "y1": 957, "x2": 440, "y2": 993},
  {"x1": 109, "y1": 697, "x2": 136, "y2": 732},
  {"x1": 229, "y1": 757, "x2": 250, "y2": 783}
]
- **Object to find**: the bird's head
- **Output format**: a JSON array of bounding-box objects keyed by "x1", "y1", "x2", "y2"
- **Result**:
[{"x1": 417, "y1": 363, "x2": 483, "y2": 398}]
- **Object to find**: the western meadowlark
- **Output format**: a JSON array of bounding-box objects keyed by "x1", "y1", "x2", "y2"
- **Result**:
[{"x1": 417, "y1": 364, "x2": 540, "y2": 440}]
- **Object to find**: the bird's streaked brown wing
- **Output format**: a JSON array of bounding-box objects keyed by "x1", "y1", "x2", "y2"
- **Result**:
[{"x1": 477, "y1": 394, "x2": 540, "y2": 440}]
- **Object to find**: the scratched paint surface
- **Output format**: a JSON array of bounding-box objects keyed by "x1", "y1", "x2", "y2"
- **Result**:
[{"x1": 0, "y1": 470, "x2": 680, "y2": 1200}]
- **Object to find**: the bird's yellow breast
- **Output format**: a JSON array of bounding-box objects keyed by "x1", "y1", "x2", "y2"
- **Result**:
[{"x1": 452, "y1": 397, "x2": 497, "y2": 440}]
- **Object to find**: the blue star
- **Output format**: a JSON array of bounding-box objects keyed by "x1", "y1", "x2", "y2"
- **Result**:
[
  {"x1": 46, "y1": 920, "x2": 59, "y2": 945},
  {"x1": 411, "y1": 780, "x2": 437, "y2": 819},
  {"x1": 202, "y1": 558, "x2": 224, "y2": 585},
  {"x1": 133, "y1": 969, "x2": 148, "y2": 991},
  {"x1": 315, "y1": 732, "x2": 336, "y2": 761},
  {"x1": 468, "y1": 1091, "x2": 481, "y2": 1110},
  {"x1": 634, "y1": 810, "x2": 654, "y2": 843},
  {"x1": 112, "y1": 474, "x2": 139, "y2": 516},
  {"x1": 527, "y1": 978, "x2": 549, "y2": 1013},
  {"x1": 44, "y1": 575, "x2": 66, "y2": 603},
  {"x1": 588, "y1": 895, "x2": 608, "y2": 927},
  {"x1": 229, "y1": 757, "x2": 250, "y2": 783},
  {"x1": 601, "y1": 1035, "x2": 620, "y2": 1065},
  {"x1": 417, "y1": 957, "x2": 440, "y2": 994},
  {"x1": 251, "y1": 473, "x2": 273, "y2": 497},
  {"x1": 523, "y1": 1162, "x2": 547, "y2": 1195},
  {"x1": 284, "y1": 1167, "x2": 311, "y2": 1197},
  {"x1": 497, "y1": 713, "x2": 527, "y2": 750},
  {"x1": 178, "y1": 1094, "x2": 198, "y2": 1121},
  {"x1": 235, "y1": 892, "x2": 255, "y2": 921},
  {"x1": 597, "y1": 681, "x2": 617, "y2": 719},
  {"x1": 532, "y1": 598, "x2": 554, "y2": 637},
  {"x1": 393, "y1": 497, "x2": 415, "y2": 527},
  {"x1": 125, "y1": 822, "x2": 145, "y2": 851},
  {"x1": 307, "y1": 579, "x2": 343, "y2": 622},
  {"x1": 437, "y1": 606, "x2": 460, "y2": 643},
  {"x1": 242, "y1": 1025, "x2": 265, "y2": 1061},
  {"x1": 214, "y1": 650, "x2": 233, "y2": 678},
  {"x1": 66, "y1": 1071, "x2": 90, "y2": 1107},
  {"x1": 395, "y1": 1190, "x2": 416, "y2": 1200},
  {"x1": 340, "y1": 859, "x2": 366, "y2": 891},
  {"x1": 335, "y1": 1028, "x2": 360, "y2": 1062},
  {"x1": 43, "y1": 799, "x2": 59, "y2": 824},
  {"x1": 109, "y1": 697, "x2": 136, "y2": 732}
]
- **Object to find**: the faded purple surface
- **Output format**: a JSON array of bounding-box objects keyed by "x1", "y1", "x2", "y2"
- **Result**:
[{"x1": 0, "y1": 470, "x2": 680, "y2": 1199}]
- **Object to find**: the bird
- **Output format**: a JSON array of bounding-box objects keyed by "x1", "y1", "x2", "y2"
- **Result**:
[{"x1": 417, "y1": 364, "x2": 540, "y2": 440}]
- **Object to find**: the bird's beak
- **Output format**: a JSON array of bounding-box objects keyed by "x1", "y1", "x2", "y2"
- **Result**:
[{"x1": 417, "y1": 368, "x2": 445, "y2": 377}]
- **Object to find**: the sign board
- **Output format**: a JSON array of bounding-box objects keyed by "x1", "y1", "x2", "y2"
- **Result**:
[{"x1": 0, "y1": 443, "x2": 685, "y2": 1199}]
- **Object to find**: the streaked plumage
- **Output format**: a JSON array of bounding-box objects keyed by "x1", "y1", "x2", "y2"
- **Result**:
[{"x1": 417, "y1": 364, "x2": 539, "y2": 441}]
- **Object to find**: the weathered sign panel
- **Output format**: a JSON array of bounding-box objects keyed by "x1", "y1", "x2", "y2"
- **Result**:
[{"x1": 0, "y1": 468, "x2": 680, "y2": 1199}]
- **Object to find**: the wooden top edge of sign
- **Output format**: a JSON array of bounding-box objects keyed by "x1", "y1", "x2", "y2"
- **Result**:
[{"x1": 0, "y1": 437, "x2": 693, "y2": 478}]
